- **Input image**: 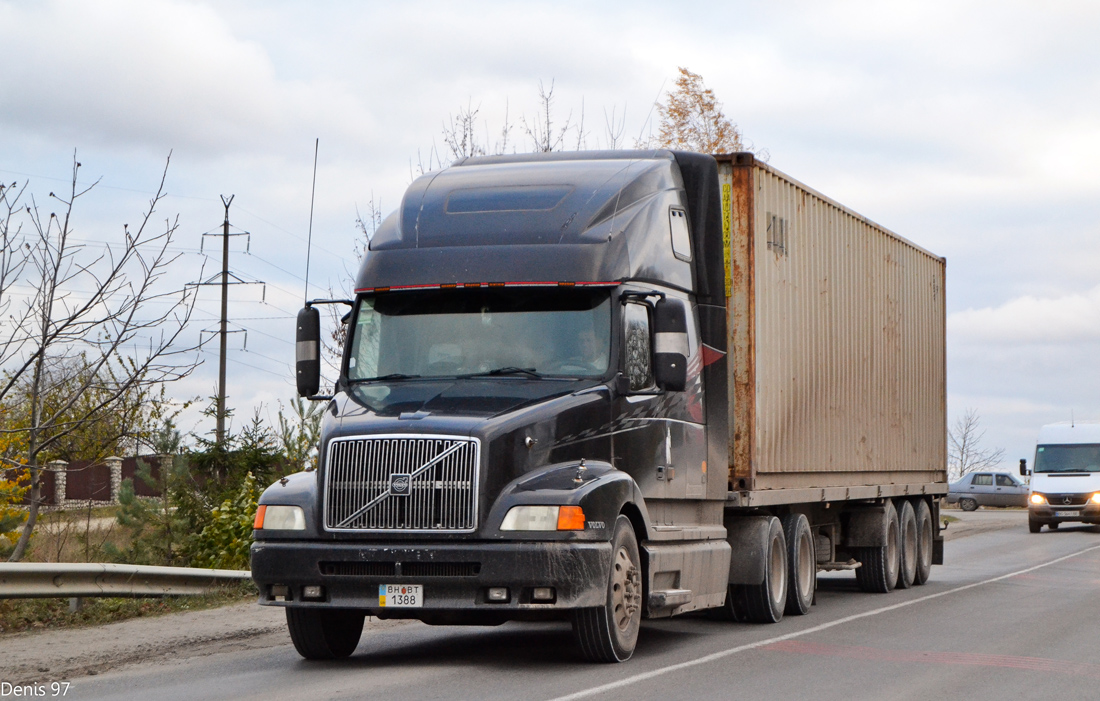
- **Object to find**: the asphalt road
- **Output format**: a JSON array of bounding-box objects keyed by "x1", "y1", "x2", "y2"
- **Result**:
[{"x1": 69, "y1": 510, "x2": 1100, "y2": 701}]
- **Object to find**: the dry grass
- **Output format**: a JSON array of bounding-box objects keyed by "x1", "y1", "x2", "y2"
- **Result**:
[{"x1": 0, "y1": 581, "x2": 256, "y2": 635}]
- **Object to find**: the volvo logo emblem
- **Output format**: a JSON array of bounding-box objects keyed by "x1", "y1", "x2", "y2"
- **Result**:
[{"x1": 390, "y1": 474, "x2": 411, "y2": 496}]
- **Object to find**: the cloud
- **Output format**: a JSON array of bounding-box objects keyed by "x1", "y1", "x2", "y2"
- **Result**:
[
  {"x1": 0, "y1": 0, "x2": 373, "y2": 156},
  {"x1": 949, "y1": 285, "x2": 1100, "y2": 345}
]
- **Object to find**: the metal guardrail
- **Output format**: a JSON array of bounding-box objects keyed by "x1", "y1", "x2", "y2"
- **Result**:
[{"x1": 0, "y1": 563, "x2": 253, "y2": 598}]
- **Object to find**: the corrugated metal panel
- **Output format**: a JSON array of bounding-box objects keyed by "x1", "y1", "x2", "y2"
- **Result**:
[{"x1": 724, "y1": 156, "x2": 946, "y2": 491}]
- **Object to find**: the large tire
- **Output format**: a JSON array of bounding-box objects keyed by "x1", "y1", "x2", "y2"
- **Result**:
[
  {"x1": 959, "y1": 497, "x2": 978, "y2": 512},
  {"x1": 1049, "y1": 522, "x2": 1060, "y2": 530},
  {"x1": 573, "y1": 514, "x2": 642, "y2": 663},
  {"x1": 1028, "y1": 515, "x2": 1043, "y2": 533},
  {"x1": 855, "y1": 501, "x2": 900, "y2": 593},
  {"x1": 895, "y1": 500, "x2": 917, "y2": 590},
  {"x1": 781, "y1": 513, "x2": 815, "y2": 616},
  {"x1": 286, "y1": 608, "x2": 365, "y2": 660},
  {"x1": 913, "y1": 499, "x2": 934, "y2": 585},
  {"x1": 729, "y1": 516, "x2": 787, "y2": 623}
]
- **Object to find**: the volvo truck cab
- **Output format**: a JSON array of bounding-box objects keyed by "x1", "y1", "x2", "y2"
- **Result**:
[{"x1": 1023, "y1": 422, "x2": 1100, "y2": 532}]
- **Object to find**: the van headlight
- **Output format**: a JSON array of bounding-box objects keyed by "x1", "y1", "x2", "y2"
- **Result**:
[
  {"x1": 1029, "y1": 493, "x2": 1047, "y2": 505},
  {"x1": 1091, "y1": 492, "x2": 1100, "y2": 504}
]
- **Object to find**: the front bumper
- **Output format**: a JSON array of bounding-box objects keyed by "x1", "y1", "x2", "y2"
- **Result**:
[
  {"x1": 1029, "y1": 503, "x2": 1100, "y2": 524},
  {"x1": 250, "y1": 540, "x2": 611, "y2": 618}
]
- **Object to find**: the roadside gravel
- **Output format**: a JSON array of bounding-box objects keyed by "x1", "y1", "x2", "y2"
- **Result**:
[{"x1": 0, "y1": 599, "x2": 410, "y2": 684}]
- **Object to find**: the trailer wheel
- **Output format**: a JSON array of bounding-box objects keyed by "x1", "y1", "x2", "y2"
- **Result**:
[
  {"x1": 895, "y1": 500, "x2": 917, "y2": 590},
  {"x1": 781, "y1": 513, "x2": 815, "y2": 616},
  {"x1": 573, "y1": 515, "x2": 642, "y2": 663},
  {"x1": 1028, "y1": 516, "x2": 1043, "y2": 533},
  {"x1": 286, "y1": 608, "x2": 365, "y2": 660},
  {"x1": 728, "y1": 516, "x2": 787, "y2": 623},
  {"x1": 855, "y1": 500, "x2": 900, "y2": 593},
  {"x1": 913, "y1": 499, "x2": 934, "y2": 585}
]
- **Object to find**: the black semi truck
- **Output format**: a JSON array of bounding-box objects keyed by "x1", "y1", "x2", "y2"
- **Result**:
[{"x1": 251, "y1": 150, "x2": 947, "y2": 662}]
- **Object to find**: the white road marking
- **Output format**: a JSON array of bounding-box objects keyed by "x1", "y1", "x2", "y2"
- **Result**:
[{"x1": 548, "y1": 543, "x2": 1100, "y2": 701}]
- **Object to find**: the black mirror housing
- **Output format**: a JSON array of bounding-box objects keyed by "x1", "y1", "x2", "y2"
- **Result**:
[
  {"x1": 1019, "y1": 458, "x2": 1029, "y2": 476},
  {"x1": 653, "y1": 298, "x2": 688, "y2": 392},
  {"x1": 296, "y1": 306, "x2": 321, "y2": 397}
]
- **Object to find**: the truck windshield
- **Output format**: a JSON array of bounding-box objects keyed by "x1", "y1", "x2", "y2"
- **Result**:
[
  {"x1": 347, "y1": 288, "x2": 611, "y2": 381},
  {"x1": 1034, "y1": 444, "x2": 1100, "y2": 473}
]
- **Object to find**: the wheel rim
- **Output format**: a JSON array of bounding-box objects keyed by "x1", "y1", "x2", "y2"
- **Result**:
[
  {"x1": 769, "y1": 534, "x2": 786, "y2": 609},
  {"x1": 919, "y1": 518, "x2": 932, "y2": 566},
  {"x1": 886, "y1": 520, "x2": 898, "y2": 578},
  {"x1": 796, "y1": 531, "x2": 814, "y2": 598},
  {"x1": 611, "y1": 545, "x2": 641, "y2": 632}
]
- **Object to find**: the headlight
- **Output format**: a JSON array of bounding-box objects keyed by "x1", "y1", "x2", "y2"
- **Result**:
[
  {"x1": 1091, "y1": 493, "x2": 1100, "y2": 504},
  {"x1": 500, "y1": 505, "x2": 586, "y2": 531},
  {"x1": 254, "y1": 505, "x2": 306, "y2": 530},
  {"x1": 1029, "y1": 493, "x2": 1047, "y2": 505}
]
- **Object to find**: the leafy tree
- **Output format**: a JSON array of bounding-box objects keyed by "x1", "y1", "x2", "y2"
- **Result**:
[
  {"x1": 277, "y1": 398, "x2": 323, "y2": 472},
  {"x1": 188, "y1": 472, "x2": 259, "y2": 570},
  {"x1": 655, "y1": 67, "x2": 744, "y2": 154}
]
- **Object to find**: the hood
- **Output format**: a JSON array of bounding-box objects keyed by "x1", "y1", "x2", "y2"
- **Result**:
[{"x1": 1030, "y1": 472, "x2": 1100, "y2": 494}]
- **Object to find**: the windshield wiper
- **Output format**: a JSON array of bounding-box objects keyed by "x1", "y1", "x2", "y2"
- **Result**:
[
  {"x1": 353, "y1": 373, "x2": 421, "y2": 382},
  {"x1": 465, "y1": 367, "x2": 544, "y2": 379}
]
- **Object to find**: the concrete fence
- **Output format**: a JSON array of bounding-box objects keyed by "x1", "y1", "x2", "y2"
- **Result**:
[{"x1": 18, "y1": 455, "x2": 171, "y2": 509}]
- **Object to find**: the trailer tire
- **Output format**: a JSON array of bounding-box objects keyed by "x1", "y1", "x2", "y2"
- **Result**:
[
  {"x1": 913, "y1": 499, "x2": 934, "y2": 585},
  {"x1": 895, "y1": 500, "x2": 917, "y2": 590},
  {"x1": 855, "y1": 501, "x2": 900, "y2": 593},
  {"x1": 781, "y1": 513, "x2": 815, "y2": 616},
  {"x1": 1028, "y1": 516, "x2": 1043, "y2": 533},
  {"x1": 573, "y1": 515, "x2": 642, "y2": 663},
  {"x1": 286, "y1": 608, "x2": 365, "y2": 660},
  {"x1": 728, "y1": 516, "x2": 787, "y2": 623}
]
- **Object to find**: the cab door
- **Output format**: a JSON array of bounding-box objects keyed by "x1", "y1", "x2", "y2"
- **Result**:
[{"x1": 611, "y1": 297, "x2": 706, "y2": 502}]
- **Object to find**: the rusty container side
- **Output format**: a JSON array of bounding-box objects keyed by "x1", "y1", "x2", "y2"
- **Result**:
[{"x1": 723, "y1": 155, "x2": 946, "y2": 493}]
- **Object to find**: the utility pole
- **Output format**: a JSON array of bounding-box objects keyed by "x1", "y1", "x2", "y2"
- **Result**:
[
  {"x1": 217, "y1": 195, "x2": 233, "y2": 447},
  {"x1": 189, "y1": 198, "x2": 264, "y2": 449}
]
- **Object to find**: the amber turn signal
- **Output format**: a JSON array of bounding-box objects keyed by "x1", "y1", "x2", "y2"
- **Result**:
[
  {"x1": 253, "y1": 504, "x2": 267, "y2": 529},
  {"x1": 556, "y1": 505, "x2": 586, "y2": 530}
]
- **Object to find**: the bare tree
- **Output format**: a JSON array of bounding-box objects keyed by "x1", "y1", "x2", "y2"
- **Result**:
[
  {"x1": 522, "y1": 80, "x2": 572, "y2": 153},
  {"x1": 3, "y1": 153, "x2": 199, "y2": 561},
  {"x1": 948, "y1": 408, "x2": 1006, "y2": 481},
  {"x1": 655, "y1": 67, "x2": 744, "y2": 154}
]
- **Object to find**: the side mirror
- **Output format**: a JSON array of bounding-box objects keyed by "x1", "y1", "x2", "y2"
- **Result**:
[
  {"x1": 1019, "y1": 458, "x2": 1029, "y2": 477},
  {"x1": 296, "y1": 305, "x2": 321, "y2": 397},
  {"x1": 653, "y1": 298, "x2": 688, "y2": 392}
]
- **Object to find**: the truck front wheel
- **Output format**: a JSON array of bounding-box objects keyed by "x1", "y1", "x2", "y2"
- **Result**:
[
  {"x1": 286, "y1": 608, "x2": 365, "y2": 660},
  {"x1": 573, "y1": 515, "x2": 642, "y2": 663}
]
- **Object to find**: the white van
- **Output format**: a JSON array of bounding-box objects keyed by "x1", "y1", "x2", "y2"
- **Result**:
[{"x1": 1022, "y1": 422, "x2": 1100, "y2": 533}]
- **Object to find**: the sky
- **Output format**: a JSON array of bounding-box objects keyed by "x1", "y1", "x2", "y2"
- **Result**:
[{"x1": 1, "y1": 0, "x2": 1098, "y2": 470}]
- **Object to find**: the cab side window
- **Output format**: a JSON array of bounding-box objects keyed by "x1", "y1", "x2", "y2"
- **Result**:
[
  {"x1": 622, "y1": 302, "x2": 653, "y2": 391},
  {"x1": 972, "y1": 474, "x2": 993, "y2": 486}
]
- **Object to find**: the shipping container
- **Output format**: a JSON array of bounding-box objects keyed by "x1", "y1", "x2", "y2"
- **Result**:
[{"x1": 718, "y1": 154, "x2": 946, "y2": 506}]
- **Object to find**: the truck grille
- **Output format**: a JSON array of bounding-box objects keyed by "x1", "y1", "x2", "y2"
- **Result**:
[
  {"x1": 324, "y1": 435, "x2": 480, "y2": 532},
  {"x1": 1043, "y1": 493, "x2": 1089, "y2": 506}
]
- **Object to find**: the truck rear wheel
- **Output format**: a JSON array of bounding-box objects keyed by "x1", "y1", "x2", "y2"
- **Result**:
[
  {"x1": 286, "y1": 608, "x2": 365, "y2": 660},
  {"x1": 573, "y1": 515, "x2": 642, "y2": 663},
  {"x1": 781, "y1": 513, "x2": 815, "y2": 616},
  {"x1": 895, "y1": 500, "x2": 917, "y2": 590},
  {"x1": 729, "y1": 516, "x2": 787, "y2": 623},
  {"x1": 913, "y1": 499, "x2": 934, "y2": 585},
  {"x1": 855, "y1": 500, "x2": 900, "y2": 593}
]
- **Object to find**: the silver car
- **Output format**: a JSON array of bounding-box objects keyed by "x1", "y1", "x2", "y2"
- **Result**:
[{"x1": 946, "y1": 472, "x2": 1029, "y2": 511}]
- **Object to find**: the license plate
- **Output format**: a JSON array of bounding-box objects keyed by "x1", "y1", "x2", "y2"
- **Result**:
[
  {"x1": 379, "y1": 584, "x2": 422, "y2": 607},
  {"x1": 1054, "y1": 510, "x2": 1078, "y2": 518}
]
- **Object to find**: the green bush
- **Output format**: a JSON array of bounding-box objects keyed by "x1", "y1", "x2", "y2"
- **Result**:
[{"x1": 188, "y1": 472, "x2": 259, "y2": 570}]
